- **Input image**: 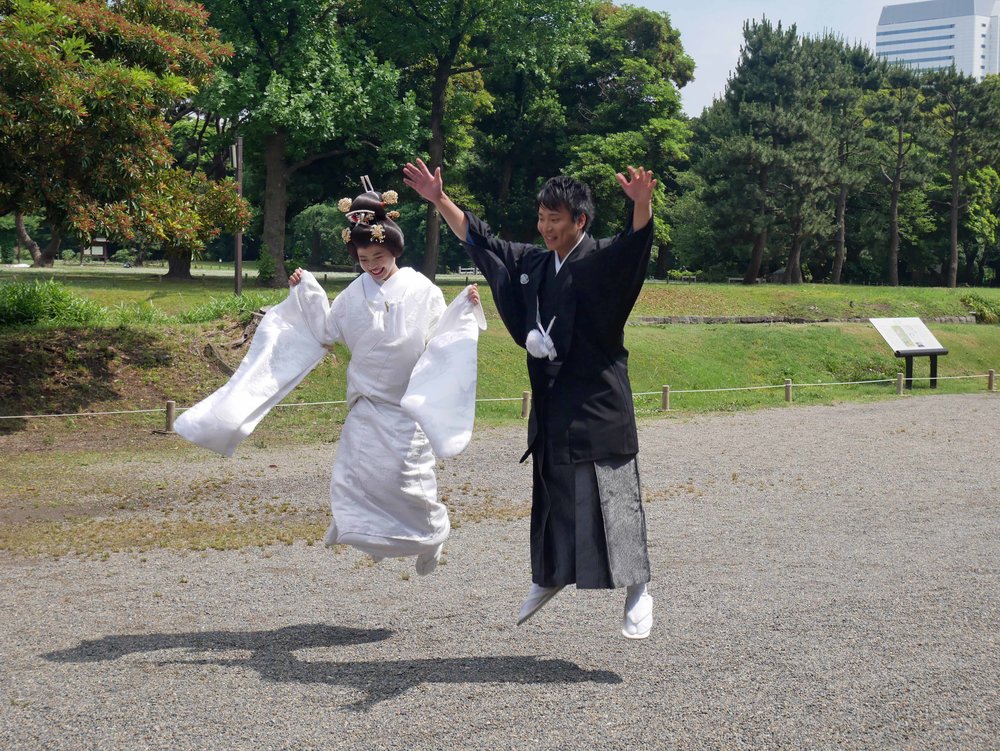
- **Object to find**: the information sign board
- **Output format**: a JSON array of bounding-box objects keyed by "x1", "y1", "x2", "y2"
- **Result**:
[{"x1": 869, "y1": 318, "x2": 947, "y2": 356}]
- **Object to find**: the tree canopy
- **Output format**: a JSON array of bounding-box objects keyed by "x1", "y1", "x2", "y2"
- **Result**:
[{"x1": 0, "y1": 0, "x2": 244, "y2": 269}]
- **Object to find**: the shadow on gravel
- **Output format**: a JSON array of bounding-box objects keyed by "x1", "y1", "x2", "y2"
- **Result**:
[{"x1": 43, "y1": 623, "x2": 621, "y2": 709}]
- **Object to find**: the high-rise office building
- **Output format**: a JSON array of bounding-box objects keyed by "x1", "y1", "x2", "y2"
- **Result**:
[{"x1": 876, "y1": 0, "x2": 999, "y2": 79}]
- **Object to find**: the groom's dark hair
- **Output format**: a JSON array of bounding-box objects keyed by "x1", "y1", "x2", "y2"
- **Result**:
[{"x1": 536, "y1": 175, "x2": 594, "y2": 232}]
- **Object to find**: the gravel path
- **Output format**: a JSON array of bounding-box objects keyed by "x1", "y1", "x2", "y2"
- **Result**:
[{"x1": 1, "y1": 394, "x2": 998, "y2": 750}]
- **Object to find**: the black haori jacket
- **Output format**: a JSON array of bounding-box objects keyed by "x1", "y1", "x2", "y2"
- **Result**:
[{"x1": 462, "y1": 210, "x2": 653, "y2": 465}]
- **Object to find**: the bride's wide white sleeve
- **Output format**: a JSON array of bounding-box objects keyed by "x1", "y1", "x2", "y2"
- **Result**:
[
  {"x1": 174, "y1": 271, "x2": 340, "y2": 457},
  {"x1": 401, "y1": 285, "x2": 487, "y2": 458}
]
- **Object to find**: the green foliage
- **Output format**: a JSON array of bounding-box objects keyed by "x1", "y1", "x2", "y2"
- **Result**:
[
  {"x1": 177, "y1": 292, "x2": 286, "y2": 325},
  {"x1": 60, "y1": 248, "x2": 77, "y2": 262},
  {"x1": 111, "y1": 248, "x2": 137, "y2": 265},
  {"x1": 285, "y1": 247, "x2": 309, "y2": 276},
  {"x1": 194, "y1": 0, "x2": 420, "y2": 284},
  {"x1": 255, "y1": 246, "x2": 276, "y2": 286},
  {"x1": 289, "y1": 203, "x2": 351, "y2": 267},
  {"x1": 666, "y1": 268, "x2": 702, "y2": 281},
  {"x1": 669, "y1": 21, "x2": 997, "y2": 287},
  {"x1": 2, "y1": 245, "x2": 16, "y2": 264},
  {"x1": 960, "y1": 293, "x2": 1000, "y2": 324},
  {"x1": 109, "y1": 301, "x2": 170, "y2": 326},
  {"x1": 0, "y1": 0, "x2": 233, "y2": 264},
  {"x1": 922, "y1": 69, "x2": 1000, "y2": 287},
  {"x1": 0, "y1": 280, "x2": 104, "y2": 327},
  {"x1": 132, "y1": 169, "x2": 251, "y2": 278}
]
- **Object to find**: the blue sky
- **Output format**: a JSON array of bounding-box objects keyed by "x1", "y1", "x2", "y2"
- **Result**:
[{"x1": 636, "y1": 1, "x2": 892, "y2": 115}]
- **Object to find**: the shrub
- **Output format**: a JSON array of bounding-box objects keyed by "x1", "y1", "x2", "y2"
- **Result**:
[
  {"x1": 61, "y1": 248, "x2": 78, "y2": 263},
  {"x1": 178, "y1": 291, "x2": 285, "y2": 325},
  {"x1": 960, "y1": 293, "x2": 1000, "y2": 324},
  {"x1": 112, "y1": 248, "x2": 137, "y2": 265},
  {"x1": 0, "y1": 280, "x2": 105, "y2": 327},
  {"x1": 285, "y1": 246, "x2": 309, "y2": 276},
  {"x1": 0, "y1": 245, "x2": 13, "y2": 264},
  {"x1": 256, "y1": 246, "x2": 276, "y2": 285},
  {"x1": 109, "y1": 301, "x2": 170, "y2": 326}
]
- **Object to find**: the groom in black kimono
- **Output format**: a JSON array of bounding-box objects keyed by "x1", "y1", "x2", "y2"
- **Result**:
[{"x1": 404, "y1": 159, "x2": 656, "y2": 639}]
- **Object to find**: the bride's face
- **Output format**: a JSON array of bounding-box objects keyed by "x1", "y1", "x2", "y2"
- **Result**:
[{"x1": 357, "y1": 246, "x2": 398, "y2": 283}]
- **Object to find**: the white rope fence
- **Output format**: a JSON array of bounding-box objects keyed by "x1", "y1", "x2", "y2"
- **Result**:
[{"x1": 1, "y1": 370, "x2": 995, "y2": 430}]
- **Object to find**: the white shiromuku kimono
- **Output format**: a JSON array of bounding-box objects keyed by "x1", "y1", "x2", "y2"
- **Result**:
[{"x1": 175, "y1": 267, "x2": 486, "y2": 562}]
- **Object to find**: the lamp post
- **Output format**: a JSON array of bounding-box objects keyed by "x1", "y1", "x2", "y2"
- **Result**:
[{"x1": 230, "y1": 136, "x2": 244, "y2": 295}]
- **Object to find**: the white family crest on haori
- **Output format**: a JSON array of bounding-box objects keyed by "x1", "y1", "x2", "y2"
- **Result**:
[{"x1": 175, "y1": 269, "x2": 486, "y2": 561}]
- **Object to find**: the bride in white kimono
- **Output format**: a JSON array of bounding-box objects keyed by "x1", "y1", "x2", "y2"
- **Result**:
[{"x1": 176, "y1": 185, "x2": 484, "y2": 576}]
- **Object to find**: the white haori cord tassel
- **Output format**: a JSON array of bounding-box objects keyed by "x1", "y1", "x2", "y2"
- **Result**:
[{"x1": 526, "y1": 309, "x2": 557, "y2": 361}]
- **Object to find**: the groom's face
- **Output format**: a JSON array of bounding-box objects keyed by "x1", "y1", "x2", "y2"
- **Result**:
[{"x1": 537, "y1": 204, "x2": 586, "y2": 256}]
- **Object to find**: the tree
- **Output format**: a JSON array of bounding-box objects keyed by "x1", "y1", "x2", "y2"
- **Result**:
[
  {"x1": 805, "y1": 36, "x2": 882, "y2": 283},
  {"x1": 195, "y1": 0, "x2": 419, "y2": 286},
  {"x1": 559, "y1": 3, "x2": 692, "y2": 258},
  {"x1": 866, "y1": 66, "x2": 934, "y2": 286},
  {"x1": 922, "y1": 70, "x2": 1000, "y2": 287},
  {"x1": 696, "y1": 20, "x2": 805, "y2": 284},
  {"x1": 467, "y1": 33, "x2": 580, "y2": 241},
  {"x1": 354, "y1": 0, "x2": 584, "y2": 279},
  {"x1": 665, "y1": 169, "x2": 724, "y2": 277},
  {"x1": 289, "y1": 202, "x2": 352, "y2": 268},
  {"x1": 0, "y1": 0, "x2": 231, "y2": 266},
  {"x1": 130, "y1": 168, "x2": 251, "y2": 278}
]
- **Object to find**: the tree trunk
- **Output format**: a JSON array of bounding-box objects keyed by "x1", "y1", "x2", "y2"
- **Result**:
[
  {"x1": 947, "y1": 165, "x2": 960, "y2": 288},
  {"x1": 654, "y1": 244, "x2": 669, "y2": 280},
  {"x1": 421, "y1": 60, "x2": 453, "y2": 282},
  {"x1": 784, "y1": 219, "x2": 805, "y2": 284},
  {"x1": 744, "y1": 169, "x2": 769, "y2": 284},
  {"x1": 831, "y1": 182, "x2": 848, "y2": 284},
  {"x1": 16, "y1": 214, "x2": 42, "y2": 266},
  {"x1": 888, "y1": 167, "x2": 902, "y2": 287},
  {"x1": 784, "y1": 226, "x2": 804, "y2": 284},
  {"x1": 164, "y1": 252, "x2": 193, "y2": 279},
  {"x1": 310, "y1": 229, "x2": 323, "y2": 267},
  {"x1": 18, "y1": 216, "x2": 62, "y2": 268},
  {"x1": 39, "y1": 231, "x2": 61, "y2": 267},
  {"x1": 963, "y1": 243, "x2": 979, "y2": 284},
  {"x1": 262, "y1": 129, "x2": 290, "y2": 287},
  {"x1": 744, "y1": 228, "x2": 767, "y2": 284}
]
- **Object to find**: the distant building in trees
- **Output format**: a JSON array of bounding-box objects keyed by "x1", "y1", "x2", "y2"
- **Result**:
[{"x1": 876, "y1": 0, "x2": 999, "y2": 79}]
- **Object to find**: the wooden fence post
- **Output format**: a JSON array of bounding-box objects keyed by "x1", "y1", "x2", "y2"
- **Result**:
[
  {"x1": 989, "y1": 369, "x2": 996, "y2": 392},
  {"x1": 520, "y1": 391, "x2": 531, "y2": 419},
  {"x1": 784, "y1": 378, "x2": 792, "y2": 403},
  {"x1": 661, "y1": 385, "x2": 670, "y2": 411},
  {"x1": 896, "y1": 373, "x2": 904, "y2": 395},
  {"x1": 164, "y1": 400, "x2": 175, "y2": 433}
]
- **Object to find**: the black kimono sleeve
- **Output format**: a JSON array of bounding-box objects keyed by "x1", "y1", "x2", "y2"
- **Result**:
[
  {"x1": 462, "y1": 211, "x2": 539, "y2": 348},
  {"x1": 587, "y1": 217, "x2": 655, "y2": 343}
]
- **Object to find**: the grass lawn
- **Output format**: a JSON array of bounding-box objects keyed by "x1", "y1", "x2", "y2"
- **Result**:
[
  {"x1": 4, "y1": 262, "x2": 1000, "y2": 318},
  {"x1": 2, "y1": 265, "x2": 998, "y2": 430}
]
